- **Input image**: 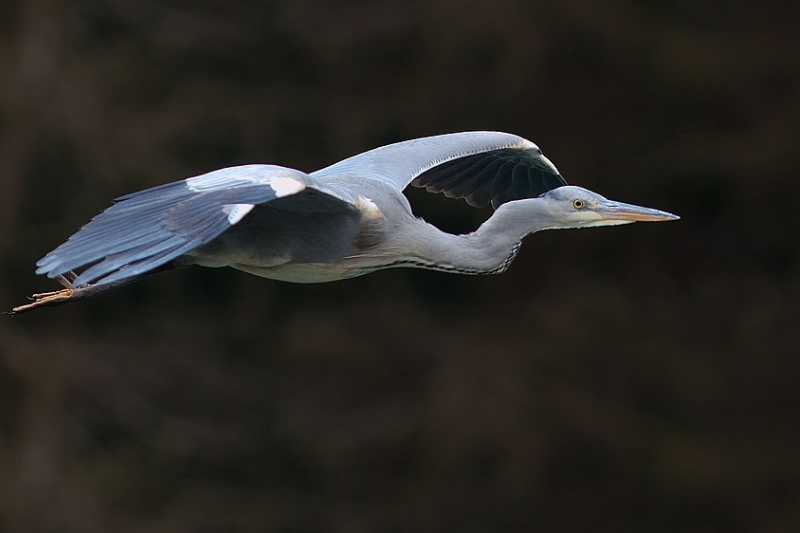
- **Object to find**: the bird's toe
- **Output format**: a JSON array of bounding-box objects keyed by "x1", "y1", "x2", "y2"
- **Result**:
[{"x1": 10, "y1": 288, "x2": 75, "y2": 314}]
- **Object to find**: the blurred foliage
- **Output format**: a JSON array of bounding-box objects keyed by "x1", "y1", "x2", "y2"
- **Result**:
[{"x1": 1, "y1": 0, "x2": 799, "y2": 532}]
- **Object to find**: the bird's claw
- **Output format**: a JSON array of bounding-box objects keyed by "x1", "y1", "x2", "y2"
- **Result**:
[
  {"x1": 10, "y1": 288, "x2": 75, "y2": 315},
  {"x1": 8, "y1": 272, "x2": 80, "y2": 314}
]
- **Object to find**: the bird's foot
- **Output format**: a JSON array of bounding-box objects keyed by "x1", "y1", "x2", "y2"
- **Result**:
[
  {"x1": 8, "y1": 266, "x2": 171, "y2": 315},
  {"x1": 8, "y1": 273, "x2": 78, "y2": 315},
  {"x1": 10, "y1": 288, "x2": 76, "y2": 314}
]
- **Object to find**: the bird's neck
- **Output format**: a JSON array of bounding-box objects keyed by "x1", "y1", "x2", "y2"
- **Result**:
[{"x1": 402, "y1": 199, "x2": 554, "y2": 275}]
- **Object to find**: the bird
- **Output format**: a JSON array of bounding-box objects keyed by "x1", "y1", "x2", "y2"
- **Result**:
[{"x1": 11, "y1": 131, "x2": 678, "y2": 313}]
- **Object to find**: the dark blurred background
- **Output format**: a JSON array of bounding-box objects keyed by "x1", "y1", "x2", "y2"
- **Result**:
[{"x1": 1, "y1": 1, "x2": 798, "y2": 532}]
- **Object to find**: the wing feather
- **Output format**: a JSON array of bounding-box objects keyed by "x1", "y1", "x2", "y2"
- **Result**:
[
  {"x1": 413, "y1": 147, "x2": 567, "y2": 209},
  {"x1": 311, "y1": 131, "x2": 567, "y2": 209},
  {"x1": 36, "y1": 164, "x2": 354, "y2": 287}
]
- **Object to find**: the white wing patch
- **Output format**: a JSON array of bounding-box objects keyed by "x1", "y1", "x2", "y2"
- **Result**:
[
  {"x1": 354, "y1": 196, "x2": 381, "y2": 220},
  {"x1": 222, "y1": 203, "x2": 255, "y2": 225},
  {"x1": 268, "y1": 176, "x2": 306, "y2": 197}
]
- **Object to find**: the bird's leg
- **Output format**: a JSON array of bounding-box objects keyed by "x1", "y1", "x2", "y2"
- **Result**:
[
  {"x1": 9, "y1": 263, "x2": 179, "y2": 315},
  {"x1": 21, "y1": 271, "x2": 77, "y2": 299},
  {"x1": 11, "y1": 277, "x2": 127, "y2": 314},
  {"x1": 10, "y1": 272, "x2": 89, "y2": 314}
]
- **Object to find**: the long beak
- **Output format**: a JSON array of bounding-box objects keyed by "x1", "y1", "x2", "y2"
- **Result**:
[{"x1": 594, "y1": 200, "x2": 680, "y2": 222}]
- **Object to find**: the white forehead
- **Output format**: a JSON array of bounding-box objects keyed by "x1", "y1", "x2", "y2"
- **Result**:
[{"x1": 543, "y1": 185, "x2": 606, "y2": 202}]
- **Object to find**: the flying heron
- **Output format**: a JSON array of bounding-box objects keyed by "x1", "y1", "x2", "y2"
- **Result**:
[{"x1": 11, "y1": 131, "x2": 678, "y2": 313}]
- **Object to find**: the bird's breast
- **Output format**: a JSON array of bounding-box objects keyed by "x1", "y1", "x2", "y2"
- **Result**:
[{"x1": 230, "y1": 261, "x2": 371, "y2": 283}]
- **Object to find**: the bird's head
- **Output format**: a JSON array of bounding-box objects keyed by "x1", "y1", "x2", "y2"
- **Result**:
[{"x1": 536, "y1": 185, "x2": 679, "y2": 229}]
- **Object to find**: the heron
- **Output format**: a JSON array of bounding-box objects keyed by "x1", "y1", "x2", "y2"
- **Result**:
[{"x1": 11, "y1": 131, "x2": 678, "y2": 314}]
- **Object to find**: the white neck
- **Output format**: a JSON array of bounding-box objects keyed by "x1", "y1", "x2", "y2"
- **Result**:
[{"x1": 382, "y1": 199, "x2": 556, "y2": 275}]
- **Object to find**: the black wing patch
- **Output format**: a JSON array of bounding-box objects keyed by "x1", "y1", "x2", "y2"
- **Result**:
[
  {"x1": 411, "y1": 148, "x2": 568, "y2": 209},
  {"x1": 35, "y1": 177, "x2": 322, "y2": 287}
]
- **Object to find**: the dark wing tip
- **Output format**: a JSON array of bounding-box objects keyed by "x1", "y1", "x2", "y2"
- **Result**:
[{"x1": 411, "y1": 147, "x2": 567, "y2": 209}]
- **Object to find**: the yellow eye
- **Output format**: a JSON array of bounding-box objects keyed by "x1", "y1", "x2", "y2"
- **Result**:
[{"x1": 573, "y1": 199, "x2": 585, "y2": 209}]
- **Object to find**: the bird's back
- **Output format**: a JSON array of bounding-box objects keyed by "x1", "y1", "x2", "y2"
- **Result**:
[{"x1": 184, "y1": 174, "x2": 405, "y2": 282}]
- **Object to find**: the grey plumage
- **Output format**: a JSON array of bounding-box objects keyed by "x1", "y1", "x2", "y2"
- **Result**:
[{"x1": 13, "y1": 131, "x2": 678, "y2": 313}]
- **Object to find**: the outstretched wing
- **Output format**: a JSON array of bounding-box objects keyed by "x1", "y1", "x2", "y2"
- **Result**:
[
  {"x1": 36, "y1": 165, "x2": 354, "y2": 287},
  {"x1": 311, "y1": 131, "x2": 567, "y2": 209}
]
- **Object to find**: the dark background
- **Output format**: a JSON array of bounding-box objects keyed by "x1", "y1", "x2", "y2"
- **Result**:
[{"x1": 1, "y1": 1, "x2": 798, "y2": 532}]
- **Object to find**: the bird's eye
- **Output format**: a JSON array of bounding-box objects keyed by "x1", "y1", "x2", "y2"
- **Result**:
[{"x1": 573, "y1": 199, "x2": 585, "y2": 209}]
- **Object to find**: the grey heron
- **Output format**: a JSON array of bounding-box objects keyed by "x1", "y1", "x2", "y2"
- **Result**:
[{"x1": 11, "y1": 131, "x2": 678, "y2": 314}]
